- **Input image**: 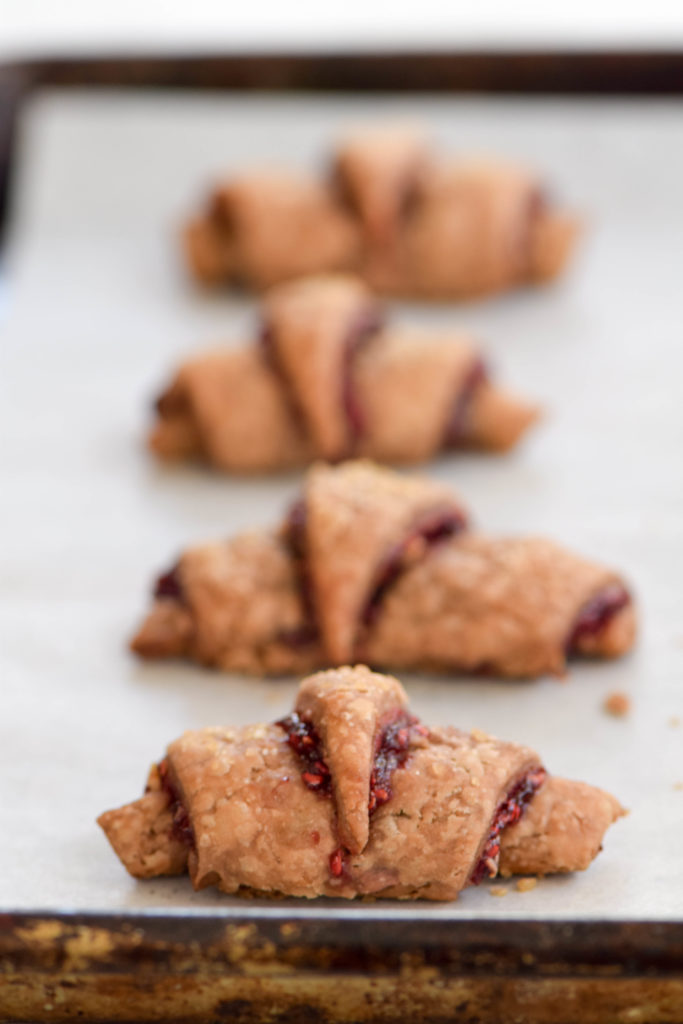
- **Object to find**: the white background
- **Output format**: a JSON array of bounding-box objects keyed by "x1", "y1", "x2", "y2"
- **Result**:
[{"x1": 2, "y1": 1, "x2": 683, "y2": 58}]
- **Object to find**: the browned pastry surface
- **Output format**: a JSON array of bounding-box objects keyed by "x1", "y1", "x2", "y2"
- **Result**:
[
  {"x1": 150, "y1": 275, "x2": 538, "y2": 473},
  {"x1": 99, "y1": 667, "x2": 624, "y2": 901},
  {"x1": 304, "y1": 461, "x2": 464, "y2": 664},
  {"x1": 186, "y1": 170, "x2": 360, "y2": 290},
  {"x1": 184, "y1": 127, "x2": 579, "y2": 299},
  {"x1": 131, "y1": 461, "x2": 636, "y2": 680},
  {"x1": 362, "y1": 534, "x2": 634, "y2": 678},
  {"x1": 366, "y1": 157, "x2": 577, "y2": 299}
]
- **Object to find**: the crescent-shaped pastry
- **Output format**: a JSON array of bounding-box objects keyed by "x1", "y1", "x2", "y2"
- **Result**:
[
  {"x1": 131, "y1": 461, "x2": 636, "y2": 678},
  {"x1": 150, "y1": 275, "x2": 538, "y2": 471},
  {"x1": 98, "y1": 666, "x2": 624, "y2": 900},
  {"x1": 183, "y1": 126, "x2": 578, "y2": 300}
]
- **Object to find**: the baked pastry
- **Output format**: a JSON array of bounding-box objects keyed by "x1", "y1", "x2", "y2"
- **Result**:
[
  {"x1": 185, "y1": 170, "x2": 361, "y2": 290},
  {"x1": 150, "y1": 275, "x2": 538, "y2": 471},
  {"x1": 98, "y1": 666, "x2": 624, "y2": 900},
  {"x1": 131, "y1": 460, "x2": 636, "y2": 678},
  {"x1": 183, "y1": 126, "x2": 578, "y2": 300}
]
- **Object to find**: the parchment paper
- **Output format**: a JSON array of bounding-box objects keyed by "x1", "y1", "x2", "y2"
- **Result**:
[{"x1": 1, "y1": 91, "x2": 682, "y2": 920}]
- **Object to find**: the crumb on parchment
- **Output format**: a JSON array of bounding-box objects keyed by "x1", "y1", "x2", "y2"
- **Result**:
[
  {"x1": 489, "y1": 886, "x2": 508, "y2": 898},
  {"x1": 603, "y1": 692, "x2": 631, "y2": 717},
  {"x1": 516, "y1": 877, "x2": 538, "y2": 893}
]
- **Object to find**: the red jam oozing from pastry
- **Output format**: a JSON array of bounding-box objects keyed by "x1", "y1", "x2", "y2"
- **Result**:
[
  {"x1": 329, "y1": 847, "x2": 345, "y2": 877},
  {"x1": 281, "y1": 503, "x2": 467, "y2": 645},
  {"x1": 259, "y1": 324, "x2": 308, "y2": 432},
  {"x1": 261, "y1": 303, "x2": 382, "y2": 450},
  {"x1": 369, "y1": 713, "x2": 428, "y2": 814},
  {"x1": 278, "y1": 708, "x2": 427, "y2": 877},
  {"x1": 154, "y1": 564, "x2": 184, "y2": 603},
  {"x1": 362, "y1": 509, "x2": 467, "y2": 627},
  {"x1": 277, "y1": 709, "x2": 425, "y2": 812},
  {"x1": 278, "y1": 500, "x2": 318, "y2": 647},
  {"x1": 276, "y1": 712, "x2": 332, "y2": 795},
  {"x1": 469, "y1": 766, "x2": 546, "y2": 886},
  {"x1": 158, "y1": 758, "x2": 195, "y2": 848},
  {"x1": 443, "y1": 358, "x2": 488, "y2": 447},
  {"x1": 341, "y1": 304, "x2": 384, "y2": 444},
  {"x1": 567, "y1": 583, "x2": 631, "y2": 653}
]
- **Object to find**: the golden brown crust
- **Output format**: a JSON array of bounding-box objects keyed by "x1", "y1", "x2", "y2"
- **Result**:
[
  {"x1": 530, "y1": 211, "x2": 581, "y2": 283},
  {"x1": 204, "y1": 171, "x2": 361, "y2": 289},
  {"x1": 183, "y1": 217, "x2": 234, "y2": 287},
  {"x1": 381, "y1": 159, "x2": 540, "y2": 298},
  {"x1": 97, "y1": 766, "x2": 188, "y2": 879},
  {"x1": 183, "y1": 532, "x2": 323, "y2": 676},
  {"x1": 363, "y1": 534, "x2": 635, "y2": 678},
  {"x1": 466, "y1": 381, "x2": 541, "y2": 453},
  {"x1": 334, "y1": 127, "x2": 431, "y2": 241},
  {"x1": 99, "y1": 668, "x2": 623, "y2": 900},
  {"x1": 131, "y1": 598, "x2": 195, "y2": 661},
  {"x1": 305, "y1": 461, "x2": 464, "y2": 664},
  {"x1": 354, "y1": 328, "x2": 478, "y2": 463},
  {"x1": 295, "y1": 666, "x2": 409, "y2": 853},
  {"x1": 499, "y1": 777, "x2": 625, "y2": 877},
  {"x1": 150, "y1": 347, "x2": 313, "y2": 473},
  {"x1": 148, "y1": 277, "x2": 538, "y2": 474},
  {"x1": 262, "y1": 275, "x2": 379, "y2": 459},
  {"x1": 131, "y1": 461, "x2": 635, "y2": 680},
  {"x1": 183, "y1": 131, "x2": 578, "y2": 298}
]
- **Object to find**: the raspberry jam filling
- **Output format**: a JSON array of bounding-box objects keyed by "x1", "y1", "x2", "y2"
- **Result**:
[
  {"x1": 280, "y1": 503, "x2": 467, "y2": 646},
  {"x1": 567, "y1": 583, "x2": 631, "y2": 654},
  {"x1": 154, "y1": 563, "x2": 185, "y2": 603},
  {"x1": 276, "y1": 712, "x2": 332, "y2": 795},
  {"x1": 261, "y1": 303, "x2": 382, "y2": 450},
  {"x1": 278, "y1": 500, "x2": 319, "y2": 647},
  {"x1": 278, "y1": 708, "x2": 427, "y2": 877},
  {"x1": 369, "y1": 712, "x2": 428, "y2": 814},
  {"x1": 341, "y1": 304, "x2": 384, "y2": 444},
  {"x1": 362, "y1": 509, "x2": 468, "y2": 628},
  {"x1": 329, "y1": 847, "x2": 345, "y2": 878},
  {"x1": 259, "y1": 324, "x2": 307, "y2": 431},
  {"x1": 443, "y1": 358, "x2": 488, "y2": 447},
  {"x1": 469, "y1": 766, "x2": 546, "y2": 886},
  {"x1": 158, "y1": 758, "x2": 195, "y2": 848}
]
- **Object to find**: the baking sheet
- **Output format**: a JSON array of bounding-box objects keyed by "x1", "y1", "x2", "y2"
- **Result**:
[{"x1": 1, "y1": 90, "x2": 682, "y2": 922}]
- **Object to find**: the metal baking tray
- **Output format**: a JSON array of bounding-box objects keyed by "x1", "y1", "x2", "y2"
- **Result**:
[{"x1": 1, "y1": 79, "x2": 682, "y2": 1022}]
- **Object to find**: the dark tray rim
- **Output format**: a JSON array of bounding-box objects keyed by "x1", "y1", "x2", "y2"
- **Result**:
[
  {"x1": 3, "y1": 907, "x2": 683, "y2": 973},
  {"x1": 4, "y1": 909, "x2": 682, "y2": 1022},
  {"x1": 2, "y1": 47, "x2": 683, "y2": 246}
]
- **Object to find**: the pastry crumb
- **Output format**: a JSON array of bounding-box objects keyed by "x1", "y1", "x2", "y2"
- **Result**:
[
  {"x1": 516, "y1": 877, "x2": 537, "y2": 893},
  {"x1": 603, "y1": 691, "x2": 630, "y2": 717},
  {"x1": 673, "y1": 782, "x2": 683, "y2": 792},
  {"x1": 669, "y1": 716, "x2": 680, "y2": 728},
  {"x1": 489, "y1": 885, "x2": 508, "y2": 898}
]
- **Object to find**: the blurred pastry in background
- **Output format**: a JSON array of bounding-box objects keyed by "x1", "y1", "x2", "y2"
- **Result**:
[
  {"x1": 150, "y1": 275, "x2": 538, "y2": 473},
  {"x1": 184, "y1": 126, "x2": 579, "y2": 299}
]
